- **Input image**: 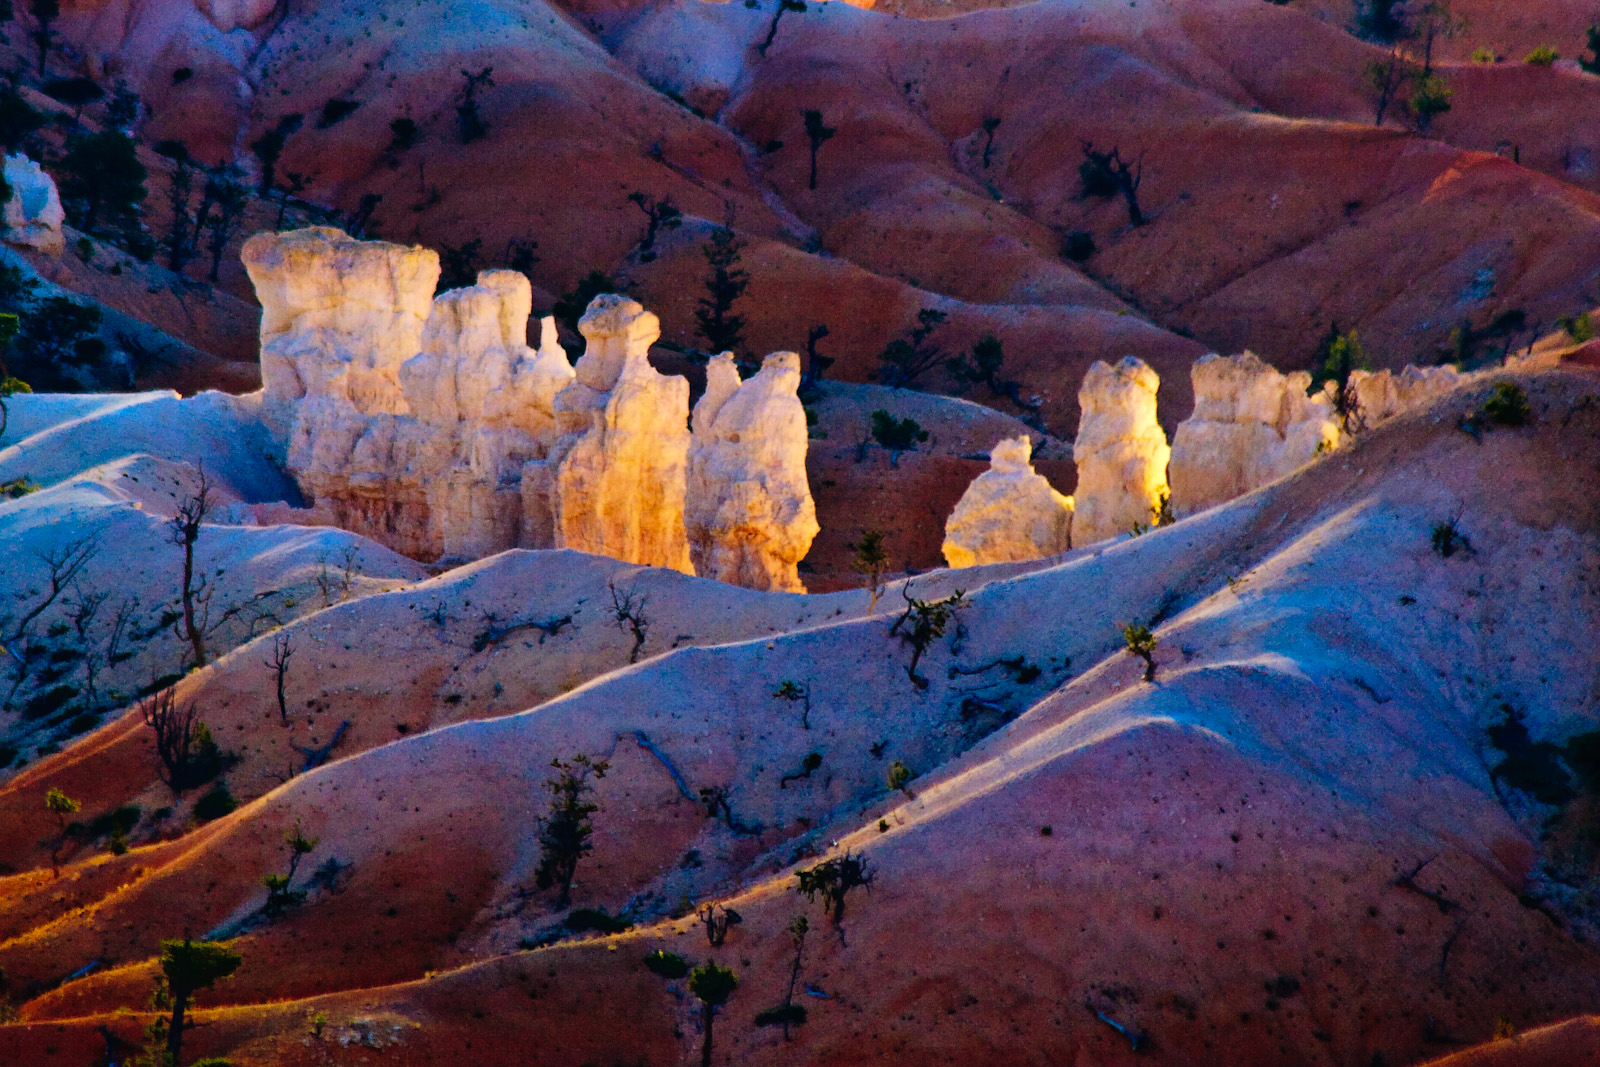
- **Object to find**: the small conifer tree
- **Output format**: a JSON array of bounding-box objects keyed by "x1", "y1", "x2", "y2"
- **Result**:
[
  {"x1": 695, "y1": 227, "x2": 749, "y2": 355},
  {"x1": 534, "y1": 754, "x2": 610, "y2": 908}
]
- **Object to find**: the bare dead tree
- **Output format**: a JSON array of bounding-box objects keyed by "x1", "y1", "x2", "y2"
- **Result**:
[
  {"x1": 4, "y1": 533, "x2": 100, "y2": 653},
  {"x1": 106, "y1": 595, "x2": 139, "y2": 665},
  {"x1": 1080, "y1": 141, "x2": 1145, "y2": 226},
  {"x1": 141, "y1": 685, "x2": 216, "y2": 794},
  {"x1": 68, "y1": 586, "x2": 107, "y2": 642},
  {"x1": 65, "y1": 585, "x2": 108, "y2": 708},
  {"x1": 267, "y1": 632, "x2": 293, "y2": 726},
  {"x1": 166, "y1": 469, "x2": 270, "y2": 668},
  {"x1": 2, "y1": 534, "x2": 100, "y2": 710},
  {"x1": 169, "y1": 469, "x2": 214, "y2": 669},
  {"x1": 314, "y1": 546, "x2": 359, "y2": 607},
  {"x1": 338, "y1": 544, "x2": 359, "y2": 601},
  {"x1": 609, "y1": 580, "x2": 650, "y2": 664}
]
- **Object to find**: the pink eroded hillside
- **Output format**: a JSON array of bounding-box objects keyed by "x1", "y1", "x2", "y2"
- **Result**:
[{"x1": 1, "y1": 365, "x2": 1598, "y2": 1066}]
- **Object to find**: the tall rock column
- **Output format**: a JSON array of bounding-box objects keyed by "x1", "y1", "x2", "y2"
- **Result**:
[
  {"x1": 541, "y1": 295, "x2": 693, "y2": 573},
  {"x1": 1072, "y1": 356, "x2": 1170, "y2": 545},
  {"x1": 941, "y1": 436, "x2": 1073, "y2": 569},
  {"x1": 686, "y1": 351, "x2": 819, "y2": 592},
  {"x1": 1168, "y1": 353, "x2": 1340, "y2": 517}
]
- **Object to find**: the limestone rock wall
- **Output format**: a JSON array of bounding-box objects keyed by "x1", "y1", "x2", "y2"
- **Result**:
[
  {"x1": 541, "y1": 294, "x2": 694, "y2": 573},
  {"x1": 1072, "y1": 356, "x2": 1170, "y2": 546},
  {"x1": 686, "y1": 351, "x2": 819, "y2": 592},
  {"x1": 402, "y1": 270, "x2": 575, "y2": 560},
  {"x1": 1168, "y1": 353, "x2": 1341, "y2": 517},
  {"x1": 243, "y1": 228, "x2": 442, "y2": 556},
  {"x1": 245, "y1": 226, "x2": 438, "y2": 420},
  {"x1": 2, "y1": 154, "x2": 63, "y2": 255},
  {"x1": 941, "y1": 436, "x2": 1073, "y2": 569}
]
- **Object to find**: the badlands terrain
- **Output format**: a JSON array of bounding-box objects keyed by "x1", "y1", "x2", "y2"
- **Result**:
[{"x1": 0, "y1": 0, "x2": 1599, "y2": 1064}]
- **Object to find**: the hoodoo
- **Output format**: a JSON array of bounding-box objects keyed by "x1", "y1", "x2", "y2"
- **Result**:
[
  {"x1": 1167, "y1": 353, "x2": 1341, "y2": 518},
  {"x1": 1070, "y1": 356, "x2": 1170, "y2": 545},
  {"x1": 686, "y1": 350, "x2": 819, "y2": 592},
  {"x1": 941, "y1": 435, "x2": 1073, "y2": 568},
  {"x1": 542, "y1": 294, "x2": 693, "y2": 573}
]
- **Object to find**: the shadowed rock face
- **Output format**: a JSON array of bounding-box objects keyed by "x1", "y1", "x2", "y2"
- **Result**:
[
  {"x1": 941, "y1": 434, "x2": 1073, "y2": 568},
  {"x1": 1072, "y1": 355, "x2": 1170, "y2": 545},
  {"x1": 686, "y1": 350, "x2": 819, "y2": 592},
  {"x1": 1168, "y1": 352, "x2": 1341, "y2": 518},
  {"x1": 545, "y1": 294, "x2": 693, "y2": 573}
]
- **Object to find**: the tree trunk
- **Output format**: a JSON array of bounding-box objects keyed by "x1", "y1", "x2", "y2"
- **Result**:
[
  {"x1": 180, "y1": 537, "x2": 206, "y2": 668},
  {"x1": 701, "y1": 1003, "x2": 714, "y2": 1067},
  {"x1": 1122, "y1": 186, "x2": 1144, "y2": 227},
  {"x1": 167, "y1": 988, "x2": 190, "y2": 1063}
]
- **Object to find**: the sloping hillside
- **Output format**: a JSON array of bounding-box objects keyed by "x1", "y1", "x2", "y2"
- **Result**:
[{"x1": 0, "y1": 368, "x2": 1596, "y2": 1066}]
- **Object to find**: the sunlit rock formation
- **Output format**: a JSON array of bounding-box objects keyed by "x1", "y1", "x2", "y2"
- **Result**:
[
  {"x1": 1071, "y1": 356, "x2": 1170, "y2": 545},
  {"x1": 243, "y1": 227, "x2": 441, "y2": 555},
  {"x1": 2, "y1": 154, "x2": 63, "y2": 255},
  {"x1": 1168, "y1": 353, "x2": 1342, "y2": 517},
  {"x1": 539, "y1": 294, "x2": 693, "y2": 573},
  {"x1": 686, "y1": 350, "x2": 819, "y2": 592},
  {"x1": 243, "y1": 229, "x2": 582, "y2": 561},
  {"x1": 1350, "y1": 364, "x2": 1466, "y2": 425},
  {"x1": 941, "y1": 435, "x2": 1073, "y2": 569},
  {"x1": 403, "y1": 270, "x2": 572, "y2": 560}
]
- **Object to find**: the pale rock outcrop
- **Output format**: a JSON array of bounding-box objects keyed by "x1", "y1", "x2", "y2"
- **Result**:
[
  {"x1": 201, "y1": 0, "x2": 281, "y2": 33},
  {"x1": 536, "y1": 294, "x2": 693, "y2": 573},
  {"x1": 2, "y1": 154, "x2": 64, "y2": 255},
  {"x1": 686, "y1": 351, "x2": 819, "y2": 592},
  {"x1": 244, "y1": 226, "x2": 438, "y2": 421},
  {"x1": 401, "y1": 271, "x2": 572, "y2": 560},
  {"x1": 941, "y1": 436, "x2": 1073, "y2": 569},
  {"x1": 243, "y1": 229, "x2": 582, "y2": 561},
  {"x1": 243, "y1": 227, "x2": 442, "y2": 556},
  {"x1": 245, "y1": 229, "x2": 762, "y2": 575},
  {"x1": 1350, "y1": 365, "x2": 1466, "y2": 425},
  {"x1": 1168, "y1": 353, "x2": 1341, "y2": 517},
  {"x1": 1072, "y1": 356, "x2": 1170, "y2": 545}
]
